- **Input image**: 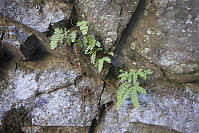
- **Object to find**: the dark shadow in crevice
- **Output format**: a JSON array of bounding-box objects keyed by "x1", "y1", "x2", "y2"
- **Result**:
[
  {"x1": 28, "y1": 49, "x2": 50, "y2": 61},
  {"x1": 88, "y1": 102, "x2": 113, "y2": 133},
  {"x1": 46, "y1": 3, "x2": 78, "y2": 37},
  {"x1": 114, "y1": 0, "x2": 146, "y2": 56},
  {"x1": 0, "y1": 41, "x2": 13, "y2": 72},
  {"x1": 1, "y1": 106, "x2": 31, "y2": 133},
  {"x1": 20, "y1": 34, "x2": 39, "y2": 59},
  {"x1": 109, "y1": 0, "x2": 146, "y2": 79}
]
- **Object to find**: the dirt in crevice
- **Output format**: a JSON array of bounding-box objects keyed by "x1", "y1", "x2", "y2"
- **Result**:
[{"x1": 1, "y1": 106, "x2": 31, "y2": 133}]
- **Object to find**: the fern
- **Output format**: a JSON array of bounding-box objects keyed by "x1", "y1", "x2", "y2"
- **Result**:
[
  {"x1": 77, "y1": 21, "x2": 88, "y2": 35},
  {"x1": 116, "y1": 69, "x2": 152, "y2": 110},
  {"x1": 116, "y1": 82, "x2": 131, "y2": 110},
  {"x1": 50, "y1": 28, "x2": 64, "y2": 49},
  {"x1": 91, "y1": 51, "x2": 96, "y2": 65},
  {"x1": 50, "y1": 21, "x2": 114, "y2": 73},
  {"x1": 70, "y1": 31, "x2": 77, "y2": 43},
  {"x1": 97, "y1": 57, "x2": 111, "y2": 73}
]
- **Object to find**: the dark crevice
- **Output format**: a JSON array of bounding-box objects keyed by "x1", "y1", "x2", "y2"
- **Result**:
[
  {"x1": 88, "y1": 77, "x2": 113, "y2": 133},
  {"x1": 35, "y1": 82, "x2": 73, "y2": 97},
  {"x1": 109, "y1": 0, "x2": 147, "y2": 79},
  {"x1": 88, "y1": 102, "x2": 113, "y2": 133},
  {"x1": 1, "y1": 106, "x2": 31, "y2": 133},
  {"x1": 28, "y1": 49, "x2": 50, "y2": 61},
  {"x1": 50, "y1": 3, "x2": 77, "y2": 33},
  {"x1": 114, "y1": 0, "x2": 146, "y2": 56},
  {"x1": 91, "y1": 3, "x2": 149, "y2": 132}
]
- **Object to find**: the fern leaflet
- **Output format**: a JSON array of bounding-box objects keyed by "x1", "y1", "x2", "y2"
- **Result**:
[
  {"x1": 117, "y1": 69, "x2": 152, "y2": 110},
  {"x1": 77, "y1": 21, "x2": 88, "y2": 35}
]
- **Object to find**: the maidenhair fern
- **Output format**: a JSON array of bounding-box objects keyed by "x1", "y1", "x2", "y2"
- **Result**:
[
  {"x1": 116, "y1": 69, "x2": 153, "y2": 110},
  {"x1": 96, "y1": 57, "x2": 112, "y2": 73},
  {"x1": 50, "y1": 20, "x2": 153, "y2": 112},
  {"x1": 50, "y1": 28, "x2": 65, "y2": 49},
  {"x1": 50, "y1": 20, "x2": 114, "y2": 73},
  {"x1": 77, "y1": 21, "x2": 88, "y2": 35}
]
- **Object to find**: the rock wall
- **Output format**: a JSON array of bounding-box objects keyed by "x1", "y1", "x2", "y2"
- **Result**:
[{"x1": 0, "y1": 0, "x2": 199, "y2": 133}]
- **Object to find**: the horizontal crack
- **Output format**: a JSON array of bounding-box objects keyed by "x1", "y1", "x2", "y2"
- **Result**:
[{"x1": 35, "y1": 81, "x2": 73, "y2": 97}]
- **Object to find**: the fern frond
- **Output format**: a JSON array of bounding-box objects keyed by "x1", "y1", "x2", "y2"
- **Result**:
[
  {"x1": 118, "y1": 71, "x2": 128, "y2": 82},
  {"x1": 97, "y1": 58, "x2": 104, "y2": 73},
  {"x1": 116, "y1": 84, "x2": 130, "y2": 110},
  {"x1": 91, "y1": 51, "x2": 96, "y2": 65},
  {"x1": 116, "y1": 82, "x2": 131, "y2": 110},
  {"x1": 144, "y1": 69, "x2": 153, "y2": 75},
  {"x1": 130, "y1": 88, "x2": 139, "y2": 109},
  {"x1": 77, "y1": 21, "x2": 88, "y2": 35},
  {"x1": 117, "y1": 69, "x2": 153, "y2": 110},
  {"x1": 77, "y1": 39, "x2": 83, "y2": 48},
  {"x1": 88, "y1": 34, "x2": 96, "y2": 51},
  {"x1": 103, "y1": 57, "x2": 111, "y2": 63},
  {"x1": 70, "y1": 31, "x2": 77, "y2": 42},
  {"x1": 50, "y1": 28, "x2": 63, "y2": 49},
  {"x1": 96, "y1": 41, "x2": 101, "y2": 47},
  {"x1": 83, "y1": 36, "x2": 88, "y2": 47},
  {"x1": 108, "y1": 51, "x2": 114, "y2": 56},
  {"x1": 135, "y1": 85, "x2": 147, "y2": 94}
]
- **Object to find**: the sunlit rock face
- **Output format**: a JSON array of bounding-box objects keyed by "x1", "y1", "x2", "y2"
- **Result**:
[
  {"x1": 96, "y1": 0, "x2": 199, "y2": 133},
  {"x1": 76, "y1": 0, "x2": 140, "y2": 50},
  {"x1": 0, "y1": 56, "x2": 104, "y2": 129},
  {"x1": 117, "y1": 0, "x2": 199, "y2": 83},
  {"x1": 0, "y1": 0, "x2": 199, "y2": 133},
  {"x1": 95, "y1": 82, "x2": 199, "y2": 133},
  {"x1": 0, "y1": 0, "x2": 73, "y2": 32}
]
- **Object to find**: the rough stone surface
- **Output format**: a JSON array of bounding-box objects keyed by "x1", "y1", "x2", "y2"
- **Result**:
[
  {"x1": 0, "y1": 0, "x2": 73, "y2": 32},
  {"x1": 22, "y1": 126, "x2": 89, "y2": 133},
  {"x1": 1, "y1": 0, "x2": 199, "y2": 132},
  {"x1": 76, "y1": 0, "x2": 140, "y2": 50},
  {"x1": 118, "y1": 0, "x2": 199, "y2": 83},
  {"x1": 0, "y1": 13, "x2": 53, "y2": 60},
  {"x1": 95, "y1": 82, "x2": 199, "y2": 133},
  {"x1": 0, "y1": 55, "x2": 104, "y2": 128}
]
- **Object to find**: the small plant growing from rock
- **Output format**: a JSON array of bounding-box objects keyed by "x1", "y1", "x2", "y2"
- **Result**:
[
  {"x1": 50, "y1": 21, "x2": 113, "y2": 73},
  {"x1": 116, "y1": 69, "x2": 152, "y2": 110}
]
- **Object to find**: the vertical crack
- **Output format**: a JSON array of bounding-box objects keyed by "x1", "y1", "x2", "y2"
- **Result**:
[
  {"x1": 114, "y1": 0, "x2": 146, "y2": 56},
  {"x1": 88, "y1": 1, "x2": 147, "y2": 132}
]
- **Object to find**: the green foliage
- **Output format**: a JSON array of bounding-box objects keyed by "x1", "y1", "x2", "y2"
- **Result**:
[
  {"x1": 96, "y1": 57, "x2": 111, "y2": 73},
  {"x1": 116, "y1": 69, "x2": 152, "y2": 110},
  {"x1": 77, "y1": 21, "x2": 88, "y2": 35},
  {"x1": 50, "y1": 21, "x2": 114, "y2": 73},
  {"x1": 50, "y1": 28, "x2": 65, "y2": 49}
]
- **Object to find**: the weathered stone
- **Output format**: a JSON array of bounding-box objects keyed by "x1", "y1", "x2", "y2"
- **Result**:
[
  {"x1": 117, "y1": 0, "x2": 199, "y2": 83},
  {"x1": 94, "y1": 82, "x2": 199, "y2": 133},
  {"x1": 22, "y1": 126, "x2": 89, "y2": 133},
  {"x1": 76, "y1": 0, "x2": 140, "y2": 50},
  {"x1": 0, "y1": 55, "x2": 104, "y2": 128},
  {"x1": 0, "y1": 0, "x2": 74, "y2": 32},
  {"x1": 0, "y1": 42, "x2": 4, "y2": 59},
  {"x1": 124, "y1": 122, "x2": 181, "y2": 133},
  {"x1": 0, "y1": 13, "x2": 52, "y2": 60}
]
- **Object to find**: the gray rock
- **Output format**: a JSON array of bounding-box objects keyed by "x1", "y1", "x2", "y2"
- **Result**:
[
  {"x1": 0, "y1": 56, "x2": 104, "y2": 127},
  {"x1": 95, "y1": 82, "x2": 199, "y2": 133},
  {"x1": 0, "y1": 13, "x2": 53, "y2": 60},
  {"x1": 22, "y1": 126, "x2": 89, "y2": 133},
  {"x1": 76, "y1": 0, "x2": 140, "y2": 50},
  {"x1": 0, "y1": 0, "x2": 73, "y2": 32},
  {"x1": 119, "y1": 0, "x2": 199, "y2": 83}
]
